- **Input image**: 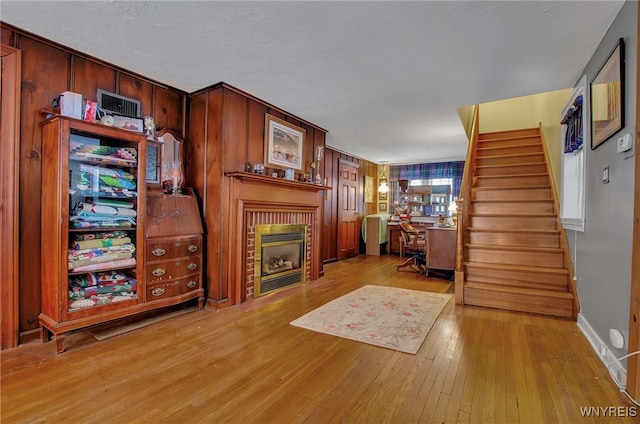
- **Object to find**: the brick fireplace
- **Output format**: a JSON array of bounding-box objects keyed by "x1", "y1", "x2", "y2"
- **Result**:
[{"x1": 223, "y1": 172, "x2": 328, "y2": 305}]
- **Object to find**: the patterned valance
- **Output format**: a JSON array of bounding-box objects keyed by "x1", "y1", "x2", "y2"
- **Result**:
[{"x1": 389, "y1": 161, "x2": 465, "y2": 181}]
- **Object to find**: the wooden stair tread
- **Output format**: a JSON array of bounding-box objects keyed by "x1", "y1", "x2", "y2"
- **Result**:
[
  {"x1": 472, "y1": 185, "x2": 550, "y2": 191},
  {"x1": 468, "y1": 227, "x2": 560, "y2": 234},
  {"x1": 470, "y1": 212, "x2": 556, "y2": 217},
  {"x1": 464, "y1": 278, "x2": 569, "y2": 292},
  {"x1": 464, "y1": 281, "x2": 573, "y2": 298},
  {"x1": 464, "y1": 261, "x2": 568, "y2": 275},
  {"x1": 479, "y1": 128, "x2": 539, "y2": 138},
  {"x1": 466, "y1": 243, "x2": 563, "y2": 253},
  {"x1": 475, "y1": 173, "x2": 547, "y2": 179},
  {"x1": 478, "y1": 133, "x2": 540, "y2": 143},
  {"x1": 476, "y1": 162, "x2": 546, "y2": 169},
  {"x1": 476, "y1": 144, "x2": 543, "y2": 154},
  {"x1": 470, "y1": 198, "x2": 553, "y2": 203}
]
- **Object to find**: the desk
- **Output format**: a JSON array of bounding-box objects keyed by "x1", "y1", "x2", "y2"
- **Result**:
[
  {"x1": 386, "y1": 219, "x2": 437, "y2": 254},
  {"x1": 425, "y1": 227, "x2": 457, "y2": 274}
]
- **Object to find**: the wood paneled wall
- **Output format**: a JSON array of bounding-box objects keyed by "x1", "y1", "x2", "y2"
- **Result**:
[
  {"x1": 187, "y1": 83, "x2": 330, "y2": 307},
  {"x1": 2, "y1": 23, "x2": 379, "y2": 342},
  {"x1": 1, "y1": 23, "x2": 187, "y2": 341}
]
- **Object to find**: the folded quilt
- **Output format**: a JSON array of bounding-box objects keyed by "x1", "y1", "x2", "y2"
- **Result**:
[
  {"x1": 68, "y1": 292, "x2": 137, "y2": 310},
  {"x1": 69, "y1": 271, "x2": 131, "y2": 288},
  {"x1": 71, "y1": 237, "x2": 132, "y2": 251},
  {"x1": 71, "y1": 257, "x2": 136, "y2": 273},
  {"x1": 74, "y1": 202, "x2": 137, "y2": 217},
  {"x1": 74, "y1": 230, "x2": 129, "y2": 241},
  {"x1": 68, "y1": 252, "x2": 133, "y2": 270},
  {"x1": 69, "y1": 281, "x2": 137, "y2": 300}
]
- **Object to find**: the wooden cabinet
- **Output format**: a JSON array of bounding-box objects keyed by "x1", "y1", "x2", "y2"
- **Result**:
[
  {"x1": 39, "y1": 116, "x2": 203, "y2": 353},
  {"x1": 425, "y1": 227, "x2": 457, "y2": 274},
  {"x1": 145, "y1": 191, "x2": 204, "y2": 306}
]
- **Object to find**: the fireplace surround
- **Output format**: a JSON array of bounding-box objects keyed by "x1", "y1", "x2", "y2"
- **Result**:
[{"x1": 223, "y1": 172, "x2": 329, "y2": 305}]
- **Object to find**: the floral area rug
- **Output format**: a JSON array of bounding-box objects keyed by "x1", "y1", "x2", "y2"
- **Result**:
[{"x1": 290, "y1": 285, "x2": 451, "y2": 354}]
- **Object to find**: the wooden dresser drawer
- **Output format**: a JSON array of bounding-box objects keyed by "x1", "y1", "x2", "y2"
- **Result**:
[
  {"x1": 146, "y1": 256, "x2": 202, "y2": 283},
  {"x1": 146, "y1": 237, "x2": 202, "y2": 261},
  {"x1": 146, "y1": 276, "x2": 201, "y2": 301}
]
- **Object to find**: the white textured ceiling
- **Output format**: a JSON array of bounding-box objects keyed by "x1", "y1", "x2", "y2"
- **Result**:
[{"x1": 1, "y1": 1, "x2": 625, "y2": 164}]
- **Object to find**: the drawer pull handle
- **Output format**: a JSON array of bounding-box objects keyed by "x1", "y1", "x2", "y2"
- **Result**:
[
  {"x1": 187, "y1": 263, "x2": 198, "y2": 271},
  {"x1": 175, "y1": 242, "x2": 182, "y2": 248},
  {"x1": 187, "y1": 244, "x2": 198, "y2": 253},
  {"x1": 151, "y1": 288, "x2": 165, "y2": 296},
  {"x1": 152, "y1": 268, "x2": 166, "y2": 277},
  {"x1": 187, "y1": 280, "x2": 197, "y2": 288},
  {"x1": 152, "y1": 248, "x2": 166, "y2": 257}
]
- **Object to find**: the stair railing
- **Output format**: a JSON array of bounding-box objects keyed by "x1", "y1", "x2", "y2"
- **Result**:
[
  {"x1": 455, "y1": 105, "x2": 480, "y2": 305},
  {"x1": 538, "y1": 122, "x2": 580, "y2": 319}
]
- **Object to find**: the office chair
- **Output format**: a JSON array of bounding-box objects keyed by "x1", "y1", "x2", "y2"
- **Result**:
[{"x1": 396, "y1": 222, "x2": 426, "y2": 274}]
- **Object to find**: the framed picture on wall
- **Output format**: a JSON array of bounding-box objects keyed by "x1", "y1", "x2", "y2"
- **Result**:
[
  {"x1": 379, "y1": 191, "x2": 387, "y2": 201},
  {"x1": 379, "y1": 202, "x2": 388, "y2": 212},
  {"x1": 591, "y1": 38, "x2": 624, "y2": 150},
  {"x1": 264, "y1": 114, "x2": 305, "y2": 171},
  {"x1": 364, "y1": 175, "x2": 374, "y2": 203}
]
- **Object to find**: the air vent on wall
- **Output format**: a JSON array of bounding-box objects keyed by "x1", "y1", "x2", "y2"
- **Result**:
[{"x1": 97, "y1": 89, "x2": 141, "y2": 117}]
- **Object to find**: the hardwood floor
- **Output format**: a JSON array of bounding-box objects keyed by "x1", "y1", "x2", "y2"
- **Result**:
[{"x1": 1, "y1": 255, "x2": 636, "y2": 423}]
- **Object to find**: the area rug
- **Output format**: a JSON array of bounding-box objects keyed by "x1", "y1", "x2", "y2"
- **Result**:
[{"x1": 290, "y1": 285, "x2": 451, "y2": 354}]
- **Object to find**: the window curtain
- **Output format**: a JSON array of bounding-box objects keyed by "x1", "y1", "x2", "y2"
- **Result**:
[
  {"x1": 390, "y1": 161, "x2": 465, "y2": 198},
  {"x1": 561, "y1": 94, "x2": 583, "y2": 153}
]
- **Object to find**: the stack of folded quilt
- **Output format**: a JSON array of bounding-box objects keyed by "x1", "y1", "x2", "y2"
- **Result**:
[
  {"x1": 68, "y1": 231, "x2": 136, "y2": 272},
  {"x1": 68, "y1": 270, "x2": 137, "y2": 310},
  {"x1": 71, "y1": 163, "x2": 138, "y2": 199},
  {"x1": 69, "y1": 199, "x2": 137, "y2": 229}
]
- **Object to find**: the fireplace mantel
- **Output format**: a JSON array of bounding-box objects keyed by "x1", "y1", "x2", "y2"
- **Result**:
[
  {"x1": 225, "y1": 172, "x2": 331, "y2": 192},
  {"x1": 221, "y1": 171, "x2": 329, "y2": 306}
]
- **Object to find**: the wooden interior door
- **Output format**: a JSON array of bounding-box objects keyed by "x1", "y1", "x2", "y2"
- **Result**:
[
  {"x1": 1, "y1": 44, "x2": 21, "y2": 349},
  {"x1": 338, "y1": 160, "x2": 359, "y2": 260}
]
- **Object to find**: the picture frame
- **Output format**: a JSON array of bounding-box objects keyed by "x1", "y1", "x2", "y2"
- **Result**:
[
  {"x1": 591, "y1": 38, "x2": 624, "y2": 150},
  {"x1": 264, "y1": 113, "x2": 305, "y2": 171},
  {"x1": 379, "y1": 191, "x2": 387, "y2": 201},
  {"x1": 379, "y1": 202, "x2": 388, "y2": 212},
  {"x1": 113, "y1": 115, "x2": 144, "y2": 133},
  {"x1": 364, "y1": 175, "x2": 374, "y2": 203}
]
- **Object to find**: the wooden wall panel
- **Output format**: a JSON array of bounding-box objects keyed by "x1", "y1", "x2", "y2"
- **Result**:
[
  {"x1": 205, "y1": 89, "x2": 225, "y2": 303},
  {"x1": 4, "y1": 23, "x2": 188, "y2": 343},
  {"x1": 119, "y1": 73, "x2": 153, "y2": 118},
  {"x1": 154, "y1": 86, "x2": 184, "y2": 133},
  {"x1": 222, "y1": 88, "x2": 248, "y2": 172},
  {"x1": 322, "y1": 148, "x2": 338, "y2": 263},
  {"x1": 1, "y1": 27, "x2": 14, "y2": 46},
  {"x1": 16, "y1": 35, "x2": 70, "y2": 336},
  {"x1": 72, "y1": 56, "x2": 117, "y2": 100},
  {"x1": 185, "y1": 92, "x2": 207, "y2": 195},
  {"x1": 247, "y1": 99, "x2": 268, "y2": 169}
]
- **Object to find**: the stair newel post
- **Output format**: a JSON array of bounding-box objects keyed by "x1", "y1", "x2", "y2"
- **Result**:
[{"x1": 454, "y1": 197, "x2": 465, "y2": 305}]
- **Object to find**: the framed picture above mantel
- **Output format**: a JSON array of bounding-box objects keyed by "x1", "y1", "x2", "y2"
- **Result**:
[
  {"x1": 264, "y1": 114, "x2": 305, "y2": 171},
  {"x1": 591, "y1": 37, "x2": 624, "y2": 150}
]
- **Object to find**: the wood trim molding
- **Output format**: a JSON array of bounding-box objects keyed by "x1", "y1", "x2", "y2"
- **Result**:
[
  {"x1": 0, "y1": 44, "x2": 21, "y2": 349},
  {"x1": 626, "y1": 3, "x2": 640, "y2": 401}
]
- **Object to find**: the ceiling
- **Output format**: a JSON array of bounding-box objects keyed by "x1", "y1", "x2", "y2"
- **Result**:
[{"x1": 1, "y1": 1, "x2": 625, "y2": 165}]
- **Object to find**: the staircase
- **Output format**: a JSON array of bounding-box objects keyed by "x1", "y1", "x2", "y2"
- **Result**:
[{"x1": 460, "y1": 127, "x2": 578, "y2": 319}]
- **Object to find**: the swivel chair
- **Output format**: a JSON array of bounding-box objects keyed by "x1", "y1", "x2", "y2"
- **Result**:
[{"x1": 396, "y1": 222, "x2": 426, "y2": 274}]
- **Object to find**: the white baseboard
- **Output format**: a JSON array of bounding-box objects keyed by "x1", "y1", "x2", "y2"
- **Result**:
[{"x1": 577, "y1": 313, "x2": 626, "y2": 388}]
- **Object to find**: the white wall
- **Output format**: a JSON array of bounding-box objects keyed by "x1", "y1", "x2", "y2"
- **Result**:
[{"x1": 570, "y1": 0, "x2": 636, "y2": 365}]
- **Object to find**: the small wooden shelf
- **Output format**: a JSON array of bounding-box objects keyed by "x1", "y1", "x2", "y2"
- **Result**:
[{"x1": 225, "y1": 171, "x2": 332, "y2": 191}]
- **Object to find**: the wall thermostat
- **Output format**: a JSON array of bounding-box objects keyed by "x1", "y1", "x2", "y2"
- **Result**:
[{"x1": 617, "y1": 134, "x2": 633, "y2": 153}]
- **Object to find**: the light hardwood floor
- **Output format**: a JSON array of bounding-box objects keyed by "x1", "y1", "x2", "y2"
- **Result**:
[{"x1": 1, "y1": 255, "x2": 636, "y2": 423}]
